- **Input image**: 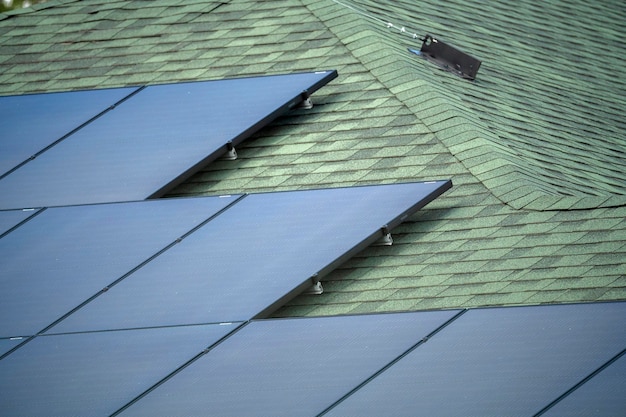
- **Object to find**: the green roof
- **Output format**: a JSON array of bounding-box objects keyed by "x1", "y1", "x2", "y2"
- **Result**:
[{"x1": 1, "y1": 0, "x2": 625, "y2": 318}]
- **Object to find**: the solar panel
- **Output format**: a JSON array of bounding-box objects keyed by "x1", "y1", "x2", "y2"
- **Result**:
[
  {"x1": 322, "y1": 302, "x2": 626, "y2": 417},
  {"x1": 47, "y1": 181, "x2": 451, "y2": 334},
  {"x1": 540, "y1": 353, "x2": 626, "y2": 417},
  {"x1": 0, "y1": 322, "x2": 240, "y2": 417},
  {"x1": 0, "y1": 337, "x2": 23, "y2": 357},
  {"x1": 114, "y1": 310, "x2": 460, "y2": 417},
  {"x1": 0, "y1": 71, "x2": 337, "y2": 210},
  {"x1": 0, "y1": 87, "x2": 138, "y2": 177},
  {"x1": 0, "y1": 209, "x2": 39, "y2": 237},
  {"x1": 0, "y1": 195, "x2": 239, "y2": 338}
]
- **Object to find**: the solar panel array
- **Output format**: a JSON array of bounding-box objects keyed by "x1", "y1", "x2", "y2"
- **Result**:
[
  {"x1": 3, "y1": 70, "x2": 619, "y2": 416},
  {"x1": 3, "y1": 302, "x2": 622, "y2": 416},
  {"x1": 0, "y1": 181, "x2": 451, "y2": 338},
  {"x1": 0, "y1": 70, "x2": 337, "y2": 209},
  {"x1": 0, "y1": 181, "x2": 452, "y2": 416},
  {"x1": 321, "y1": 302, "x2": 626, "y2": 417},
  {"x1": 1, "y1": 323, "x2": 241, "y2": 417},
  {"x1": 116, "y1": 310, "x2": 461, "y2": 417}
]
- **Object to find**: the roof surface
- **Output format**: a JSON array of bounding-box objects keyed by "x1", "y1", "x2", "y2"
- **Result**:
[{"x1": 1, "y1": 0, "x2": 625, "y2": 318}]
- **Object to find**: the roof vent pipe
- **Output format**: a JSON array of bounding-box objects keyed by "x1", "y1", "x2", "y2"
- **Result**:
[{"x1": 409, "y1": 35, "x2": 482, "y2": 80}]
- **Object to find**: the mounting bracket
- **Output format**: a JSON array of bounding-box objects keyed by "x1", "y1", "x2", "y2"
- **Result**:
[
  {"x1": 374, "y1": 225, "x2": 393, "y2": 246},
  {"x1": 303, "y1": 274, "x2": 324, "y2": 295},
  {"x1": 298, "y1": 90, "x2": 313, "y2": 109},
  {"x1": 224, "y1": 141, "x2": 238, "y2": 160}
]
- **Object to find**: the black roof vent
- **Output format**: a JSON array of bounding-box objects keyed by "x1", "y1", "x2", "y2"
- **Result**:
[{"x1": 410, "y1": 35, "x2": 481, "y2": 80}]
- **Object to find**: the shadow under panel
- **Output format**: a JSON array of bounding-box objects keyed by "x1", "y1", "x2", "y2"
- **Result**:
[
  {"x1": 116, "y1": 310, "x2": 459, "y2": 417},
  {"x1": 0, "y1": 322, "x2": 240, "y2": 417},
  {"x1": 323, "y1": 302, "x2": 626, "y2": 417},
  {"x1": 0, "y1": 86, "x2": 138, "y2": 177},
  {"x1": 0, "y1": 195, "x2": 239, "y2": 338},
  {"x1": 48, "y1": 181, "x2": 451, "y2": 333},
  {"x1": 0, "y1": 71, "x2": 336, "y2": 210}
]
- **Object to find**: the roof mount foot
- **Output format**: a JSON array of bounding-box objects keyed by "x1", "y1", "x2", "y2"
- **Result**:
[
  {"x1": 304, "y1": 274, "x2": 323, "y2": 295},
  {"x1": 224, "y1": 142, "x2": 238, "y2": 160},
  {"x1": 299, "y1": 97, "x2": 313, "y2": 109},
  {"x1": 298, "y1": 90, "x2": 313, "y2": 109},
  {"x1": 373, "y1": 226, "x2": 393, "y2": 246},
  {"x1": 305, "y1": 281, "x2": 324, "y2": 295}
]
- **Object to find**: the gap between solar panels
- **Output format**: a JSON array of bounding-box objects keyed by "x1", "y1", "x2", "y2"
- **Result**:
[{"x1": 0, "y1": 70, "x2": 337, "y2": 210}]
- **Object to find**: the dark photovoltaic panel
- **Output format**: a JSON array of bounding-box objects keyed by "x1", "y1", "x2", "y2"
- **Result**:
[
  {"x1": 0, "y1": 323, "x2": 240, "y2": 417},
  {"x1": 48, "y1": 181, "x2": 451, "y2": 334},
  {"x1": 541, "y1": 353, "x2": 626, "y2": 417},
  {"x1": 0, "y1": 209, "x2": 39, "y2": 236},
  {"x1": 0, "y1": 338, "x2": 22, "y2": 357},
  {"x1": 0, "y1": 195, "x2": 239, "y2": 338},
  {"x1": 0, "y1": 71, "x2": 337, "y2": 210},
  {"x1": 0, "y1": 87, "x2": 138, "y2": 177},
  {"x1": 116, "y1": 310, "x2": 460, "y2": 417},
  {"x1": 323, "y1": 302, "x2": 626, "y2": 417}
]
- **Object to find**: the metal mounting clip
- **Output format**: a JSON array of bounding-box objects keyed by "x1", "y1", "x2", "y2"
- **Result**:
[
  {"x1": 224, "y1": 141, "x2": 238, "y2": 160},
  {"x1": 303, "y1": 274, "x2": 324, "y2": 295},
  {"x1": 374, "y1": 225, "x2": 393, "y2": 246}
]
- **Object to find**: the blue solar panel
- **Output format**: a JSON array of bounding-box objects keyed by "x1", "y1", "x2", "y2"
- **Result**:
[
  {"x1": 0, "y1": 209, "x2": 39, "y2": 237},
  {"x1": 322, "y1": 302, "x2": 626, "y2": 417},
  {"x1": 0, "y1": 337, "x2": 23, "y2": 357},
  {"x1": 0, "y1": 87, "x2": 138, "y2": 177},
  {"x1": 0, "y1": 71, "x2": 337, "y2": 210},
  {"x1": 0, "y1": 323, "x2": 240, "y2": 417},
  {"x1": 47, "y1": 181, "x2": 451, "y2": 333},
  {"x1": 115, "y1": 310, "x2": 459, "y2": 417},
  {"x1": 0, "y1": 195, "x2": 239, "y2": 338},
  {"x1": 540, "y1": 353, "x2": 626, "y2": 417}
]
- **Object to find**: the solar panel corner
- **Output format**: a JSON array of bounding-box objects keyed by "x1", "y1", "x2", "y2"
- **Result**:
[
  {"x1": 146, "y1": 70, "x2": 338, "y2": 199},
  {"x1": 253, "y1": 180, "x2": 453, "y2": 319}
]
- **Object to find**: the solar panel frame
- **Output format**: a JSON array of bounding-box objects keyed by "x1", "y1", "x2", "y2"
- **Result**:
[
  {"x1": 321, "y1": 302, "x2": 626, "y2": 417},
  {"x1": 254, "y1": 179, "x2": 453, "y2": 318}
]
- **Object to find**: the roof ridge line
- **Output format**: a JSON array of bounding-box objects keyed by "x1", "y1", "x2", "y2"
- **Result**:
[{"x1": 304, "y1": 0, "x2": 626, "y2": 211}]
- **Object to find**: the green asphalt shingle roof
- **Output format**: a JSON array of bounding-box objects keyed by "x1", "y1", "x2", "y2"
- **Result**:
[{"x1": 1, "y1": 0, "x2": 625, "y2": 317}]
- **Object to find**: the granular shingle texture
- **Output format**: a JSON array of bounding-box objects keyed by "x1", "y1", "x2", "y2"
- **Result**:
[
  {"x1": 328, "y1": 0, "x2": 626, "y2": 210},
  {"x1": 0, "y1": 0, "x2": 624, "y2": 318}
]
